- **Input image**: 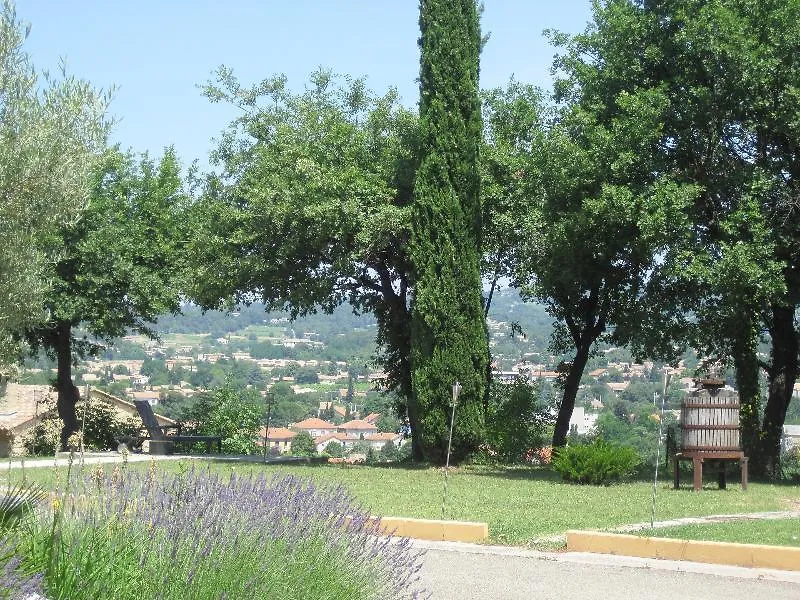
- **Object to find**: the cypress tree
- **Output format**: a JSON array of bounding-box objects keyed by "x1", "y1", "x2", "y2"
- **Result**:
[{"x1": 409, "y1": 0, "x2": 487, "y2": 463}]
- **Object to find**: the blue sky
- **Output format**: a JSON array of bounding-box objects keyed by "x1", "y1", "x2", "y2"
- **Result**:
[{"x1": 19, "y1": 1, "x2": 593, "y2": 169}]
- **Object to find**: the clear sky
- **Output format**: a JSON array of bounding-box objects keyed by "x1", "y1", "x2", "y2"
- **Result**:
[{"x1": 19, "y1": 1, "x2": 593, "y2": 169}]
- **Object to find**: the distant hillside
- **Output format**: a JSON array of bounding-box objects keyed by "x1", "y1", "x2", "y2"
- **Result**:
[{"x1": 150, "y1": 289, "x2": 556, "y2": 365}]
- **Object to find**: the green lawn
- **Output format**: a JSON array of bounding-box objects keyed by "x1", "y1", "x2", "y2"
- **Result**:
[
  {"x1": 7, "y1": 460, "x2": 800, "y2": 546},
  {"x1": 233, "y1": 324, "x2": 286, "y2": 339},
  {"x1": 635, "y1": 518, "x2": 800, "y2": 547},
  {"x1": 160, "y1": 333, "x2": 212, "y2": 346}
]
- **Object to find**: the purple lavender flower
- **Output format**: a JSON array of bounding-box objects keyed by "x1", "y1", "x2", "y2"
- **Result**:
[
  {"x1": 0, "y1": 542, "x2": 45, "y2": 600},
  {"x1": 54, "y1": 466, "x2": 429, "y2": 599}
]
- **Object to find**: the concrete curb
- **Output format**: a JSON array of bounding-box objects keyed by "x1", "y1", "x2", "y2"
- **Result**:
[
  {"x1": 567, "y1": 530, "x2": 800, "y2": 572},
  {"x1": 379, "y1": 517, "x2": 488, "y2": 542},
  {"x1": 346, "y1": 516, "x2": 489, "y2": 543}
]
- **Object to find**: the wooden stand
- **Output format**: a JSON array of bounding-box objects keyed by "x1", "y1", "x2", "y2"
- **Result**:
[{"x1": 673, "y1": 452, "x2": 748, "y2": 491}]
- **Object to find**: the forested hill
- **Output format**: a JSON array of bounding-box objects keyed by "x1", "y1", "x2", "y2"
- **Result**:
[{"x1": 152, "y1": 288, "x2": 556, "y2": 360}]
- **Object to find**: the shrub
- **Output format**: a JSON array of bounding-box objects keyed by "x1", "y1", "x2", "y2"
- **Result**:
[
  {"x1": 379, "y1": 441, "x2": 398, "y2": 462},
  {"x1": 325, "y1": 441, "x2": 344, "y2": 458},
  {"x1": 16, "y1": 468, "x2": 427, "y2": 599},
  {"x1": 77, "y1": 400, "x2": 140, "y2": 451},
  {"x1": 22, "y1": 419, "x2": 60, "y2": 456},
  {"x1": 484, "y1": 380, "x2": 555, "y2": 463},
  {"x1": 290, "y1": 431, "x2": 316, "y2": 457},
  {"x1": 395, "y1": 441, "x2": 413, "y2": 463},
  {"x1": 187, "y1": 385, "x2": 263, "y2": 454},
  {"x1": 349, "y1": 441, "x2": 371, "y2": 457},
  {"x1": 781, "y1": 447, "x2": 800, "y2": 482},
  {"x1": 22, "y1": 398, "x2": 140, "y2": 455},
  {"x1": 552, "y1": 439, "x2": 640, "y2": 485}
]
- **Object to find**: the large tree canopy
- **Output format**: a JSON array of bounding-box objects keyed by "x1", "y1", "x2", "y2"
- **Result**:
[
  {"x1": 551, "y1": 0, "x2": 799, "y2": 472},
  {"x1": 0, "y1": 2, "x2": 111, "y2": 369},
  {"x1": 190, "y1": 70, "x2": 419, "y2": 420},
  {"x1": 499, "y1": 78, "x2": 695, "y2": 447},
  {"x1": 23, "y1": 148, "x2": 187, "y2": 448}
]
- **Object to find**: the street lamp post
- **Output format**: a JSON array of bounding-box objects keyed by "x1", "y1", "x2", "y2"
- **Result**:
[
  {"x1": 262, "y1": 390, "x2": 275, "y2": 463},
  {"x1": 441, "y1": 381, "x2": 461, "y2": 520}
]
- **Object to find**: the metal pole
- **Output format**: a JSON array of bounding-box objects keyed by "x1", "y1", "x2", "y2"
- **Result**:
[
  {"x1": 650, "y1": 370, "x2": 671, "y2": 528},
  {"x1": 263, "y1": 391, "x2": 274, "y2": 463},
  {"x1": 441, "y1": 381, "x2": 461, "y2": 520}
]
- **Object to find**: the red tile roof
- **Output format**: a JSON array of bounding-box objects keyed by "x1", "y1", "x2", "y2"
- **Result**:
[
  {"x1": 363, "y1": 412, "x2": 381, "y2": 424},
  {"x1": 339, "y1": 419, "x2": 378, "y2": 430},
  {"x1": 292, "y1": 417, "x2": 335, "y2": 430},
  {"x1": 259, "y1": 426, "x2": 297, "y2": 441},
  {"x1": 314, "y1": 432, "x2": 349, "y2": 444},
  {"x1": 365, "y1": 432, "x2": 401, "y2": 442}
]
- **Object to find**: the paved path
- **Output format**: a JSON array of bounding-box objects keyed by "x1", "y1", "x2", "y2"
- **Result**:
[
  {"x1": 2, "y1": 453, "x2": 187, "y2": 470},
  {"x1": 416, "y1": 540, "x2": 800, "y2": 599}
]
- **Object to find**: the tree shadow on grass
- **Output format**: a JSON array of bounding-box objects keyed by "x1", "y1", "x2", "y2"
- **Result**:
[{"x1": 457, "y1": 465, "x2": 563, "y2": 482}]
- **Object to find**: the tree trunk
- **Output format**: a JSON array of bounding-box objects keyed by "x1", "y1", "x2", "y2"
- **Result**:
[
  {"x1": 552, "y1": 343, "x2": 591, "y2": 447},
  {"x1": 732, "y1": 333, "x2": 762, "y2": 471},
  {"x1": 759, "y1": 304, "x2": 799, "y2": 476},
  {"x1": 407, "y1": 394, "x2": 425, "y2": 462},
  {"x1": 55, "y1": 320, "x2": 79, "y2": 451}
]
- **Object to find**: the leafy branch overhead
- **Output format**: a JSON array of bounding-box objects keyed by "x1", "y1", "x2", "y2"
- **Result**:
[{"x1": 191, "y1": 70, "x2": 419, "y2": 406}]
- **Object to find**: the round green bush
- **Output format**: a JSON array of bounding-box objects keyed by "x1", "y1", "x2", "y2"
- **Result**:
[{"x1": 552, "y1": 439, "x2": 640, "y2": 485}]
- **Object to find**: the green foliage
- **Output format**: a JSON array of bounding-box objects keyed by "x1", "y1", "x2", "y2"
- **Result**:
[
  {"x1": 77, "y1": 400, "x2": 140, "y2": 451},
  {"x1": 379, "y1": 441, "x2": 399, "y2": 462},
  {"x1": 0, "y1": 482, "x2": 46, "y2": 532},
  {"x1": 552, "y1": 439, "x2": 640, "y2": 485},
  {"x1": 484, "y1": 380, "x2": 555, "y2": 463},
  {"x1": 324, "y1": 441, "x2": 344, "y2": 458},
  {"x1": 349, "y1": 441, "x2": 371, "y2": 457},
  {"x1": 594, "y1": 404, "x2": 677, "y2": 468},
  {"x1": 375, "y1": 413, "x2": 400, "y2": 433},
  {"x1": 395, "y1": 442, "x2": 413, "y2": 463},
  {"x1": 0, "y1": 2, "x2": 111, "y2": 368},
  {"x1": 553, "y1": 0, "x2": 800, "y2": 474},
  {"x1": 192, "y1": 69, "x2": 419, "y2": 413},
  {"x1": 290, "y1": 431, "x2": 316, "y2": 457},
  {"x1": 22, "y1": 419, "x2": 60, "y2": 456},
  {"x1": 25, "y1": 147, "x2": 188, "y2": 347},
  {"x1": 188, "y1": 385, "x2": 263, "y2": 454},
  {"x1": 295, "y1": 367, "x2": 319, "y2": 384},
  {"x1": 22, "y1": 398, "x2": 140, "y2": 455},
  {"x1": 19, "y1": 147, "x2": 188, "y2": 448},
  {"x1": 780, "y1": 447, "x2": 800, "y2": 483},
  {"x1": 410, "y1": 0, "x2": 487, "y2": 463}
]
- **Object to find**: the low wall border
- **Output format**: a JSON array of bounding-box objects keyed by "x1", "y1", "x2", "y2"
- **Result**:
[{"x1": 566, "y1": 530, "x2": 800, "y2": 572}]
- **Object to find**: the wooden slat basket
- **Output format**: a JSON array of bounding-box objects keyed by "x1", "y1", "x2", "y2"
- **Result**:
[{"x1": 680, "y1": 380, "x2": 740, "y2": 452}]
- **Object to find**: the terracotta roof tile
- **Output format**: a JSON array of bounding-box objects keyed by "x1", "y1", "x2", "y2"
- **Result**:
[
  {"x1": 339, "y1": 419, "x2": 378, "y2": 430},
  {"x1": 292, "y1": 417, "x2": 335, "y2": 430}
]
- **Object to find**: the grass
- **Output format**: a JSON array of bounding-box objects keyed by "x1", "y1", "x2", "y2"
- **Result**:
[
  {"x1": 6, "y1": 459, "x2": 800, "y2": 546},
  {"x1": 160, "y1": 332, "x2": 212, "y2": 346},
  {"x1": 233, "y1": 324, "x2": 286, "y2": 340},
  {"x1": 634, "y1": 518, "x2": 800, "y2": 547}
]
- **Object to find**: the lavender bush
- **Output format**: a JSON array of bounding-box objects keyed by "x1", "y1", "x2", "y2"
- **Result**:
[
  {"x1": 0, "y1": 548, "x2": 44, "y2": 600},
  {"x1": 19, "y1": 465, "x2": 427, "y2": 599}
]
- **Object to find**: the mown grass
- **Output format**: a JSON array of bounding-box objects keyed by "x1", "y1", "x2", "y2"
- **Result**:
[
  {"x1": 634, "y1": 518, "x2": 800, "y2": 547},
  {"x1": 7, "y1": 459, "x2": 799, "y2": 546}
]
